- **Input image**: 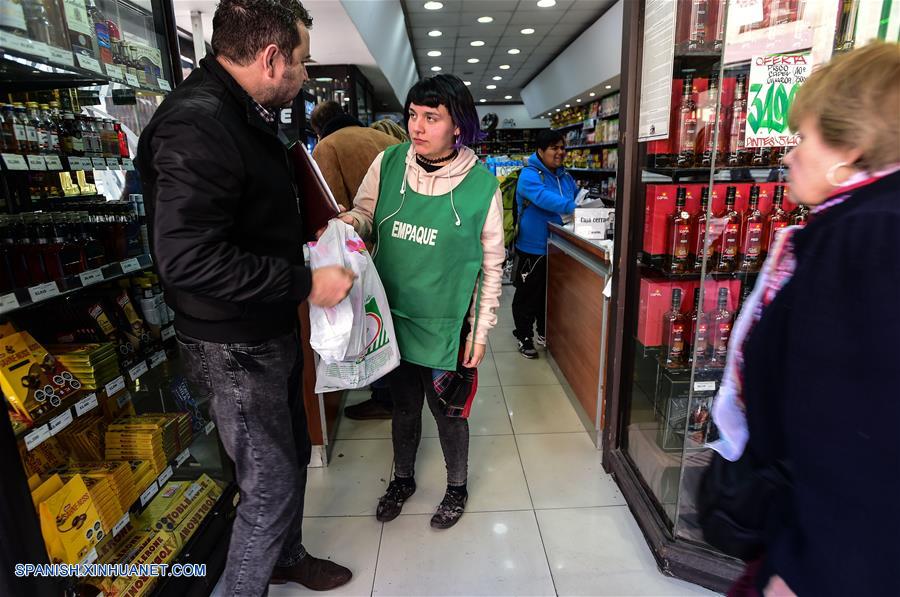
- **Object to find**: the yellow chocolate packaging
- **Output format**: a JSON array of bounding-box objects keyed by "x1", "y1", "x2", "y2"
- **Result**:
[{"x1": 37, "y1": 474, "x2": 104, "y2": 564}]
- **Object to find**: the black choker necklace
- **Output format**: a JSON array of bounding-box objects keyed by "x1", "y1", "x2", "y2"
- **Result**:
[{"x1": 416, "y1": 149, "x2": 458, "y2": 165}]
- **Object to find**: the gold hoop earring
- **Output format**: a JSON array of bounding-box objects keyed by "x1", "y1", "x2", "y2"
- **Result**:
[{"x1": 825, "y1": 161, "x2": 851, "y2": 187}]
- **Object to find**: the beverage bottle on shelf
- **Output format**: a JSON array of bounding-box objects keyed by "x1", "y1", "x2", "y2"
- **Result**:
[
  {"x1": 790, "y1": 204, "x2": 810, "y2": 226},
  {"x1": 712, "y1": 0, "x2": 726, "y2": 50},
  {"x1": 836, "y1": 0, "x2": 860, "y2": 50},
  {"x1": 103, "y1": 119, "x2": 118, "y2": 156},
  {"x1": 86, "y1": 0, "x2": 113, "y2": 64},
  {"x1": 662, "y1": 288, "x2": 688, "y2": 369},
  {"x1": 22, "y1": 213, "x2": 49, "y2": 284},
  {"x1": 676, "y1": 76, "x2": 698, "y2": 168},
  {"x1": 709, "y1": 287, "x2": 733, "y2": 368},
  {"x1": 688, "y1": 287, "x2": 709, "y2": 366},
  {"x1": 61, "y1": 112, "x2": 83, "y2": 156},
  {"x1": 56, "y1": 213, "x2": 86, "y2": 275},
  {"x1": 738, "y1": 280, "x2": 753, "y2": 310},
  {"x1": 688, "y1": 0, "x2": 710, "y2": 51},
  {"x1": 77, "y1": 211, "x2": 106, "y2": 268},
  {"x1": 39, "y1": 213, "x2": 65, "y2": 280},
  {"x1": 765, "y1": 185, "x2": 790, "y2": 255},
  {"x1": 106, "y1": 16, "x2": 123, "y2": 63},
  {"x1": 26, "y1": 102, "x2": 48, "y2": 154},
  {"x1": 0, "y1": 0, "x2": 28, "y2": 39},
  {"x1": 22, "y1": 0, "x2": 54, "y2": 45},
  {"x1": 15, "y1": 103, "x2": 38, "y2": 154},
  {"x1": 691, "y1": 186, "x2": 712, "y2": 271},
  {"x1": 715, "y1": 186, "x2": 740, "y2": 273},
  {"x1": 75, "y1": 114, "x2": 92, "y2": 156},
  {"x1": 739, "y1": 186, "x2": 765, "y2": 272},
  {"x1": 666, "y1": 187, "x2": 692, "y2": 274},
  {"x1": 114, "y1": 120, "x2": 129, "y2": 158},
  {"x1": 727, "y1": 74, "x2": 749, "y2": 167},
  {"x1": 0, "y1": 105, "x2": 19, "y2": 152},
  {"x1": 1, "y1": 216, "x2": 30, "y2": 289},
  {"x1": 39, "y1": 103, "x2": 61, "y2": 154},
  {"x1": 700, "y1": 74, "x2": 725, "y2": 167}
]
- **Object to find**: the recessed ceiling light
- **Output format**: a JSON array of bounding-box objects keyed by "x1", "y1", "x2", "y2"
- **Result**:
[
  {"x1": 537, "y1": 0, "x2": 556, "y2": 7},
  {"x1": 424, "y1": 1, "x2": 443, "y2": 9},
  {"x1": 577, "y1": 98, "x2": 582, "y2": 102},
  {"x1": 605, "y1": 84, "x2": 612, "y2": 89},
  {"x1": 499, "y1": 64, "x2": 511, "y2": 70},
  {"x1": 555, "y1": 108, "x2": 560, "y2": 112},
  {"x1": 505, "y1": 95, "x2": 513, "y2": 99},
  {"x1": 486, "y1": 84, "x2": 497, "y2": 89},
  {"x1": 470, "y1": 40, "x2": 485, "y2": 47},
  {"x1": 477, "y1": 16, "x2": 493, "y2": 23},
  {"x1": 428, "y1": 30, "x2": 442, "y2": 37},
  {"x1": 520, "y1": 28, "x2": 535, "y2": 34},
  {"x1": 464, "y1": 81, "x2": 472, "y2": 86},
  {"x1": 507, "y1": 48, "x2": 520, "y2": 54},
  {"x1": 547, "y1": 112, "x2": 552, "y2": 115},
  {"x1": 480, "y1": 99, "x2": 487, "y2": 103},
  {"x1": 589, "y1": 92, "x2": 596, "y2": 97},
  {"x1": 427, "y1": 50, "x2": 442, "y2": 57},
  {"x1": 467, "y1": 58, "x2": 480, "y2": 63},
  {"x1": 492, "y1": 75, "x2": 502, "y2": 81},
  {"x1": 431, "y1": 66, "x2": 442, "y2": 71}
]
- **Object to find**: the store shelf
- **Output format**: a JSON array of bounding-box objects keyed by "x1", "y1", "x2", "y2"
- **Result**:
[
  {"x1": 0, "y1": 254, "x2": 154, "y2": 318},
  {"x1": 552, "y1": 119, "x2": 593, "y2": 132},
  {"x1": 567, "y1": 141, "x2": 618, "y2": 150},
  {"x1": 598, "y1": 111, "x2": 619, "y2": 120},
  {"x1": 1, "y1": 153, "x2": 135, "y2": 173},
  {"x1": 643, "y1": 165, "x2": 785, "y2": 182},
  {"x1": 568, "y1": 167, "x2": 616, "y2": 174},
  {"x1": 637, "y1": 258, "x2": 760, "y2": 281}
]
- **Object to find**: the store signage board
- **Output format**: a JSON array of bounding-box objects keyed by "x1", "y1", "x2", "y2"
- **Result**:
[
  {"x1": 26, "y1": 155, "x2": 46, "y2": 170},
  {"x1": 637, "y1": 0, "x2": 676, "y2": 142},
  {"x1": 744, "y1": 52, "x2": 813, "y2": 148},
  {"x1": 2, "y1": 154, "x2": 29, "y2": 171},
  {"x1": 75, "y1": 393, "x2": 99, "y2": 416},
  {"x1": 0, "y1": 293, "x2": 20, "y2": 314},
  {"x1": 44, "y1": 155, "x2": 63, "y2": 170}
]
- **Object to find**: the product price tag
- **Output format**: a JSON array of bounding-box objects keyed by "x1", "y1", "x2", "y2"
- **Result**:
[
  {"x1": 105, "y1": 64, "x2": 125, "y2": 81},
  {"x1": 49, "y1": 409, "x2": 74, "y2": 435},
  {"x1": 112, "y1": 513, "x2": 130, "y2": 537},
  {"x1": 161, "y1": 326, "x2": 176, "y2": 342},
  {"x1": 1, "y1": 154, "x2": 29, "y2": 171},
  {"x1": 79, "y1": 268, "x2": 104, "y2": 286},
  {"x1": 157, "y1": 79, "x2": 172, "y2": 92},
  {"x1": 116, "y1": 390, "x2": 132, "y2": 408},
  {"x1": 91, "y1": 157, "x2": 107, "y2": 170},
  {"x1": 184, "y1": 482, "x2": 202, "y2": 501},
  {"x1": 121, "y1": 257, "x2": 141, "y2": 273},
  {"x1": 44, "y1": 155, "x2": 63, "y2": 170},
  {"x1": 106, "y1": 157, "x2": 119, "y2": 168},
  {"x1": 694, "y1": 381, "x2": 717, "y2": 392},
  {"x1": 105, "y1": 375, "x2": 126, "y2": 397},
  {"x1": 176, "y1": 448, "x2": 191, "y2": 467},
  {"x1": 28, "y1": 281, "x2": 60, "y2": 303},
  {"x1": 47, "y1": 46, "x2": 75, "y2": 67},
  {"x1": 26, "y1": 155, "x2": 46, "y2": 170},
  {"x1": 125, "y1": 73, "x2": 140, "y2": 87},
  {"x1": 75, "y1": 393, "x2": 99, "y2": 416},
  {"x1": 24, "y1": 425, "x2": 51, "y2": 451},
  {"x1": 204, "y1": 421, "x2": 216, "y2": 435},
  {"x1": 157, "y1": 465, "x2": 173, "y2": 486},
  {"x1": 72, "y1": 157, "x2": 92, "y2": 171},
  {"x1": 149, "y1": 350, "x2": 166, "y2": 369},
  {"x1": 28, "y1": 40, "x2": 53, "y2": 60},
  {"x1": 129, "y1": 360, "x2": 149, "y2": 381},
  {"x1": 0, "y1": 293, "x2": 20, "y2": 314},
  {"x1": 79, "y1": 548, "x2": 98, "y2": 567},
  {"x1": 0, "y1": 31, "x2": 34, "y2": 55},
  {"x1": 77, "y1": 54, "x2": 104, "y2": 74},
  {"x1": 140, "y1": 481, "x2": 159, "y2": 507},
  {"x1": 121, "y1": 158, "x2": 135, "y2": 171}
]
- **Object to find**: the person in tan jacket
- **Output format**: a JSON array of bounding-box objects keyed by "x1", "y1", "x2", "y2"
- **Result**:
[{"x1": 338, "y1": 74, "x2": 504, "y2": 530}]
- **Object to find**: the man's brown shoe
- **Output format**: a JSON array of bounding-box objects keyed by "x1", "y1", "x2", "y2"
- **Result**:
[{"x1": 270, "y1": 555, "x2": 352, "y2": 591}]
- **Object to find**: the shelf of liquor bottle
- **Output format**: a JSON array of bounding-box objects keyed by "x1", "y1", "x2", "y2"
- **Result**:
[
  {"x1": 568, "y1": 167, "x2": 616, "y2": 174},
  {"x1": 638, "y1": 257, "x2": 760, "y2": 281},
  {"x1": 0, "y1": 254, "x2": 153, "y2": 317},
  {"x1": 643, "y1": 165, "x2": 786, "y2": 183},
  {"x1": 0, "y1": 153, "x2": 135, "y2": 173},
  {"x1": 567, "y1": 141, "x2": 618, "y2": 150},
  {"x1": 1, "y1": 41, "x2": 173, "y2": 95}
]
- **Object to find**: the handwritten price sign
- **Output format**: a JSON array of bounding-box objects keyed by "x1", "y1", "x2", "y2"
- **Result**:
[{"x1": 744, "y1": 52, "x2": 813, "y2": 148}]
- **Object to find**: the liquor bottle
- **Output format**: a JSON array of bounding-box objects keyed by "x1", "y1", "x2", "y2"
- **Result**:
[
  {"x1": 1, "y1": 105, "x2": 22, "y2": 153},
  {"x1": 715, "y1": 186, "x2": 740, "y2": 273},
  {"x1": 26, "y1": 102, "x2": 47, "y2": 154},
  {"x1": 836, "y1": 0, "x2": 860, "y2": 51},
  {"x1": 666, "y1": 187, "x2": 692, "y2": 274},
  {"x1": 62, "y1": 112, "x2": 83, "y2": 156},
  {"x1": 86, "y1": 0, "x2": 112, "y2": 64},
  {"x1": 727, "y1": 75, "x2": 749, "y2": 167},
  {"x1": 102, "y1": 119, "x2": 117, "y2": 156},
  {"x1": 790, "y1": 204, "x2": 810, "y2": 226},
  {"x1": 700, "y1": 75, "x2": 724, "y2": 167},
  {"x1": 738, "y1": 280, "x2": 753, "y2": 310},
  {"x1": 712, "y1": 0, "x2": 726, "y2": 50},
  {"x1": 709, "y1": 287, "x2": 733, "y2": 368},
  {"x1": 38, "y1": 104, "x2": 58, "y2": 154},
  {"x1": 39, "y1": 213, "x2": 65, "y2": 281},
  {"x1": 691, "y1": 186, "x2": 712, "y2": 271},
  {"x1": 688, "y1": 287, "x2": 709, "y2": 366},
  {"x1": 765, "y1": 185, "x2": 790, "y2": 255},
  {"x1": 22, "y1": 0, "x2": 54, "y2": 45},
  {"x1": 15, "y1": 103, "x2": 38, "y2": 154},
  {"x1": 662, "y1": 288, "x2": 688, "y2": 369},
  {"x1": 688, "y1": 0, "x2": 710, "y2": 51},
  {"x1": 676, "y1": 76, "x2": 698, "y2": 168},
  {"x1": 739, "y1": 186, "x2": 765, "y2": 272},
  {"x1": 106, "y1": 16, "x2": 123, "y2": 63}
]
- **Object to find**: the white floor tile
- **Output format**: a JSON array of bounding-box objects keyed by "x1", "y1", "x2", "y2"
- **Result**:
[
  {"x1": 517, "y1": 433, "x2": 625, "y2": 509},
  {"x1": 422, "y1": 386, "x2": 513, "y2": 438},
  {"x1": 305, "y1": 439, "x2": 394, "y2": 516},
  {"x1": 503, "y1": 385, "x2": 585, "y2": 434},
  {"x1": 374, "y1": 511, "x2": 555, "y2": 596},
  {"x1": 537, "y1": 507, "x2": 718, "y2": 596},
  {"x1": 399, "y1": 435, "x2": 532, "y2": 515},
  {"x1": 268, "y1": 516, "x2": 383, "y2": 597},
  {"x1": 493, "y1": 351, "x2": 562, "y2": 386},
  {"x1": 336, "y1": 391, "x2": 392, "y2": 440},
  {"x1": 490, "y1": 328, "x2": 548, "y2": 353}
]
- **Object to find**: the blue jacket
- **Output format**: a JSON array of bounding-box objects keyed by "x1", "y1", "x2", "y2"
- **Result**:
[{"x1": 515, "y1": 153, "x2": 578, "y2": 255}]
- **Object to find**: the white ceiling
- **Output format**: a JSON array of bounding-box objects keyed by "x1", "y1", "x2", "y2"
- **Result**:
[{"x1": 402, "y1": 0, "x2": 616, "y2": 103}]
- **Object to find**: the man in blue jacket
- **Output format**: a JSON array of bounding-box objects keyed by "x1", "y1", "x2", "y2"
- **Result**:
[{"x1": 512, "y1": 130, "x2": 577, "y2": 358}]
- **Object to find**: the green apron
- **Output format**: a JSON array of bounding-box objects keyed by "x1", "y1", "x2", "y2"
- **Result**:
[{"x1": 372, "y1": 143, "x2": 497, "y2": 370}]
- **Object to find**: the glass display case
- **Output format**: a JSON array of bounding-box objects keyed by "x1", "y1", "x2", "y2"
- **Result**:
[
  {"x1": 305, "y1": 64, "x2": 376, "y2": 127},
  {"x1": 604, "y1": 0, "x2": 898, "y2": 590}
]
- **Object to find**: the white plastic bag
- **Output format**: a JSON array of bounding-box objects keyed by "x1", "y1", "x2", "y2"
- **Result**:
[{"x1": 308, "y1": 221, "x2": 400, "y2": 392}]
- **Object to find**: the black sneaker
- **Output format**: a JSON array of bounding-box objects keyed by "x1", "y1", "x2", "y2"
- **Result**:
[
  {"x1": 344, "y1": 397, "x2": 392, "y2": 420},
  {"x1": 518, "y1": 338, "x2": 538, "y2": 359},
  {"x1": 431, "y1": 489, "x2": 468, "y2": 529},
  {"x1": 376, "y1": 479, "x2": 416, "y2": 522}
]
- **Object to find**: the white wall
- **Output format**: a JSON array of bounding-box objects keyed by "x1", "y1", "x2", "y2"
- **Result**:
[
  {"x1": 475, "y1": 104, "x2": 550, "y2": 129},
  {"x1": 521, "y1": 0, "x2": 623, "y2": 118},
  {"x1": 339, "y1": 0, "x2": 419, "y2": 106}
]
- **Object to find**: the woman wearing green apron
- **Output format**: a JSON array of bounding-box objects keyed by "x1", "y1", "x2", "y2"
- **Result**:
[{"x1": 340, "y1": 75, "x2": 505, "y2": 529}]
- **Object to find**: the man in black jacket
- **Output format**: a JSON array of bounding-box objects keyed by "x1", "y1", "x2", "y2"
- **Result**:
[{"x1": 136, "y1": 0, "x2": 353, "y2": 594}]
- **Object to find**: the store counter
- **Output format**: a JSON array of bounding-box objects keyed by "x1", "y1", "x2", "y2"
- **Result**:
[{"x1": 546, "y1": 223, "x2": 613, "y2": 444}]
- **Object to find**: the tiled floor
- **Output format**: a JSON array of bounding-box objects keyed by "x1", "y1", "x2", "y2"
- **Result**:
[{"x1": 268, "y1": 291, "x2": 718, "y2": 596}]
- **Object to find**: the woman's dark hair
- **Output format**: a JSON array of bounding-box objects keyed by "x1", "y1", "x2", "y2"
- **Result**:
[
  {"x1": 404, "y1": 74, "x2": 485, "y2": 148},
  {"x1": 536, "y1": 129, "x2": 565, "y2": 151}
]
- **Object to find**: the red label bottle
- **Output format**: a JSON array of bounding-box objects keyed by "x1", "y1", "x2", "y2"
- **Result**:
[
  {"x1": 667, "y1": 187, "x2": 692, "y2": 274},
  {"x1": 709, "y1": 287, "x2": 733, "y2": 368},
  {"x1": 739, "y1": 186, "x2": 765, "y2": 272},
  {"x1": 701, "y1": 75, "x2": 725, "y2": 167},
  {"x1": 765, "y1": 185, "x2": 790, "y2": 255},
  {"x1": 727, "y1": 75, "x2": 749, "y2": 167},
  {"x1": 689, "y1": 286, "x2": 709, "y2": 366},
  {"x1": 691, "y1": 186, "x2": 712, "y2": 271},
  {"x1": 663, "y1": 288, "x2": 687, "y2": 369},
  {"x1": 715, "y1": 186, "x2": 740, "y2": 273},
  {"x1": 676, "y1": 76, "x2": 698, "y2": 168}
]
